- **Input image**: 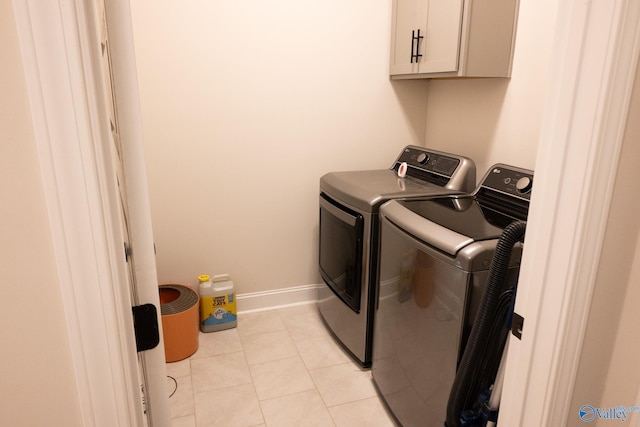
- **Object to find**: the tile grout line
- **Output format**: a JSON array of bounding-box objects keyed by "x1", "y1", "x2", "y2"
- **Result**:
[{"x1": 167, "y1": 304, "x2": 396, "y2": 426}]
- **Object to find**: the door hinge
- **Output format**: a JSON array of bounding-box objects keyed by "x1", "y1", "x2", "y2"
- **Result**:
[
  {"x1": 512, "y1": 312, "x2": 524, "y2": 340},
  {"x1": 132, "y1": 304, "x2": 160, "y2": 352},
  {"x1": 124, "y1": 242, "x2": 132, "y2": 262}
]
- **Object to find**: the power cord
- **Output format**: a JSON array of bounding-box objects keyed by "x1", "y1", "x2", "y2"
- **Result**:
[{"x1": 167, "y1": 375, "x2": 178, "y2": 398}]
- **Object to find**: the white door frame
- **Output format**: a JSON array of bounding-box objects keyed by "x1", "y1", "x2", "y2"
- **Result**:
[
  {"x1": 499, "y1": 0, "x2": 640, "y2": 425},
  {"x1": 12, "y1": 0, "x2": 640, "y2": 425},
  {"x1": 12, "y1": 0, "x2": 169, "y2": 426}
]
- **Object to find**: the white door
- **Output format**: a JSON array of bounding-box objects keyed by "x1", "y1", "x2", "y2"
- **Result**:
[
  {"x1": 97, "y1": 3, "x2": 155, "y2": 424},
  {"x1": 13, "y1": 0, "x2": 170, "y2": 425},
  {"x1": 98, "y1": 0, "x2": 172, "y2": 425}
]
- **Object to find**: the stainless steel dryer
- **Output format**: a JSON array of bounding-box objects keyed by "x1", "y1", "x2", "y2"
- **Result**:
[
  {"x1": 372, "y1": 164, "x2": 533, "y2": 426},
  {"x1": 318, "y1": 146, "x2": 476, "y2": 367}
]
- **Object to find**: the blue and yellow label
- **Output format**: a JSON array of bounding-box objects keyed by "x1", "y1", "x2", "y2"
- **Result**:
[{"x1": 200, "y1": 293, "x2": 237, "y2": 325}]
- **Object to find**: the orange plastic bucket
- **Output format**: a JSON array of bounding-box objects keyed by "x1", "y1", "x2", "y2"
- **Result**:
[{"x1": 159, "y1": 284, "x2": 199, "y2": 362}]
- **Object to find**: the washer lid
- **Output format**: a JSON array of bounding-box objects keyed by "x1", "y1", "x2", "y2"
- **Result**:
[
  {"x1": 320, "y1": 169, "x2": 462, "y2": 212},
  {"x1": 380, "y1": 197, "x2": 506, "y2": 255}
]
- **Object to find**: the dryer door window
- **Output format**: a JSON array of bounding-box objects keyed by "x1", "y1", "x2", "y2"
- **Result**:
[{"x1": 319, "y1": 194, "x2": 364, "y2": 313}]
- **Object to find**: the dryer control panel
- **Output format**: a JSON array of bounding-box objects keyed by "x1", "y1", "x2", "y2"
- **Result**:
[
  {"x1": 392, "y1": 146, "x2": 461, "y2": 177},
  {"x1": 390, "y1": 146, "x2": 476, "y2": 192}
]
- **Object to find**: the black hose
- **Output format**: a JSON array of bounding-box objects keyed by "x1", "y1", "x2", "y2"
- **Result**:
[
  {"x1": 446, "y1": 220, "x2": 527, "y2": 427},
  {"x1": 474, "y1": 288, "x2": 513, "y2": 396}
]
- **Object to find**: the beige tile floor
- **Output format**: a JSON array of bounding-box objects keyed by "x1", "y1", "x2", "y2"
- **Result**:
[{"x1": 166, "y1": 303, "x2": 398, "y2": 427}]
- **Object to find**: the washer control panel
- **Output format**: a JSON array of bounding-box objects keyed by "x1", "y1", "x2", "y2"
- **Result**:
[{"x1": 481, "y1": 164, "x2": 534, "y2": 200}]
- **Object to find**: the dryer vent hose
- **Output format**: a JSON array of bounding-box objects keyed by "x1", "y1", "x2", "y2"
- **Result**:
[{"x1": 446, "y1": 220, "x2": 527, "y2": 427}]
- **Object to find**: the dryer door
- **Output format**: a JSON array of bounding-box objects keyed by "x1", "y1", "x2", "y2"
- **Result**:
[{"x1": 319, "y1": 193, "x2": 364, "y2": 313}]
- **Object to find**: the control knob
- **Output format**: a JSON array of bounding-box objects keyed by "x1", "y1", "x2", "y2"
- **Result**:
[
  {"x1": 416, "y1": 152, "x2": 429, "y2": 165},
  {"x1": 515, "y1": 176, "x2": 533, "y2": 193}
]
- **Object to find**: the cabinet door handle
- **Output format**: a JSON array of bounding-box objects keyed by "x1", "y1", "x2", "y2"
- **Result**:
[
  {"x1": 411, "y1": 30, "x2": 416, "y2": 63},
  {"x1": 411, "y1": 29, "x2": 423, "y2": 63}
]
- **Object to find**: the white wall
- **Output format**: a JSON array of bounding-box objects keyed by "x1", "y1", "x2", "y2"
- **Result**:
[
  {"x1": 425, "y1": 0, "x2": 559, "y2": 179},
  {"x1": 131, "y1": 0, "x2": 559, "y2": 295},
  {"x1": 131, "y1": 0, "x2": 563, "y2": 298},
  {"x1": 0, "y1": 3, "x2": 82, "y2": 425},
  {"x1": 599, "y1": 239, "x2": 640, "y2": 421},
  {"x1": 130, "y1": 0, "x2": 430, "y2": 293}
]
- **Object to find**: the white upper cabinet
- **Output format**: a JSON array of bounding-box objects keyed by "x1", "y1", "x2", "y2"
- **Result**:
[{"x1": 390, "y1": 0, "x2": 519, "y2": 79}]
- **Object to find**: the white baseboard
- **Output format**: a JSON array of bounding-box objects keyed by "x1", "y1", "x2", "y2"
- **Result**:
[
  {"x1": 378, "y1": 276, "x2": 399, "y2": 300},
  {"x1": 236, "y1": 283, "x2": 320, "y2": 314}
]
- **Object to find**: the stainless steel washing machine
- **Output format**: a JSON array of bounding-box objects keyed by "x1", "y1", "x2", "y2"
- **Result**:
[
  {"x1": 372, "y1": 164, "x2": 533, "y2": 426},
  {"x1": 318, "y1": 146, "x2": 476, "y2": 367}
]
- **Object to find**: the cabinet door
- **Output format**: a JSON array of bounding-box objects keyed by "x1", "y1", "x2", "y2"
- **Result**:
[
  {"x1": 420, "y1": 0, "x2": 464, "y2": 74},
  {"x1": 389, "y1": 0, "x2": 427, "y2": 75},
  {"x1": 390, "y1": 0, "x2": 464, "y2": 76}
]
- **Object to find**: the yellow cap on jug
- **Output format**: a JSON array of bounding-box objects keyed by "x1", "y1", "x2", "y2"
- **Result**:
[{"x1": 198, "y1": 275, "x2": 210, "y2": 282}]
